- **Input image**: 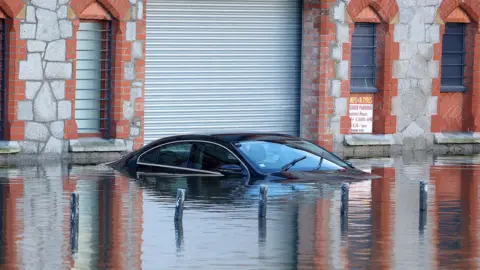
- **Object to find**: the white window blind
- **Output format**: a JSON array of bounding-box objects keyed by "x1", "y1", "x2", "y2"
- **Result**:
[{"x1": 75, "y1": 21, "x2": 110, "y2": 134}]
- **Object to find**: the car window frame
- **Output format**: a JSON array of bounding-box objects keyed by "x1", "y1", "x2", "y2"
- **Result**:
[
  {"x1": 190, "y1": 141, "x2": 247, "y2": 172},
  {"x1": 136, "y1": 140, "x2": 250, "y2": 179}
]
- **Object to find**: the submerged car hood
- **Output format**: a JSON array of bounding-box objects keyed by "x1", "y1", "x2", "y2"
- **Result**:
[{"x1": 266, "y1": 168, "x2": 380, "y2": 184}]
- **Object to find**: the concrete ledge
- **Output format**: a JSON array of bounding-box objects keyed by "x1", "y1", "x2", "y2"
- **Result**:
[
  {"x1": 434, "y1": 132, "x2": 480, "y2": 144},
  {"x1": 68, "y1": 138, "x2": 128, "y2": 153},
  {"x1": 0, "y1": 141, "x2": 21, "y2": 154},
  {"x1": 344, "y1": 134, "x2": 395, "y2": 146}
]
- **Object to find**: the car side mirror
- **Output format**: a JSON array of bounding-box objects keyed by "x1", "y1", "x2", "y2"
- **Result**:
[{"x1": 219, "y1": 164, "x2": 245, "y2": 175}]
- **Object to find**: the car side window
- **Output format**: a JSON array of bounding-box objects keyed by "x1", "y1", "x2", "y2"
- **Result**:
[
  {"x1": 191, "y1": 142, "x2": 241, "y2": 171},
  {"x1": 138, "y1": 143, "x2": 193, "y2": 168}
]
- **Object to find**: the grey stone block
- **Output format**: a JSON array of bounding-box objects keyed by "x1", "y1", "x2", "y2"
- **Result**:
[
  {"x1": 334, "y1": 97, "x2": 347, "y2": 116},
  {"x1": 27, "y1": 40, "x2": 47, "y2": 53},
  {"x1": 426, "y1": 25, "x2": 440, "y2": 43},
  {"x1": 34, "y1": 82, "x2": 57, "y2": 122},
  {"x1": 57, "y1": 5, "x2": 67, "y2": 19},
  {"x1": 434, "y1": 132, "x2": 480, "y2": 144},
  {"x1": 51, "y1": 81, "x2": 65, "y2": 100},
  {"x1": 123, "y1": 101, "x2": 134, "y2": 120},
  {"x1": 400, "y1": 43, "x2": 417, "y2": 60},
  {"x1": 131, "y1": 87, "x2": 142, "y2": 101},
  {"x1": 32, "y1": 0, "x2": 57, "y2": 11},
  {"x1": 36, "y1": 8, "x2": 60, "y2": 41},
  {"x1": 26, "y1": 6, "x2": 36, "y2": 23},
  {"x1": 330, "y1": 80, "x2": 341, "y2": 98},
  {"x1": 25, "y1": 81, "x2": 42, "y2": 100},
  {"x1": 335, "y1": 22, "x2": 349, "y2": 43},
  {"x1": 344, "y1": 134, "x2": 396, "y2": 146},
  {"x1": 393, "y1": 60, "x2": 409, "y2": 78},
  {"x1": 20, "y1": 23, "x2": 37, "y2": 39},
  {"x1": 45, "y1": 62, "x2": 72, "y2": 79},
  {"x1": 25, "y1": 122, "x2": 49, "y2": 141},
  {"x1": 43, "y1": 137, "x2": 64, "y2": 154},
  {"x1": 19, "y1": 141, "x2": 39, "y2": 154},
  {"x1": 126, "y1": 22, "x2": 136, "y2": 41},
  {"x1": 58, "y1": 100, "x2": 71, "y2": 120},
  {"x1": 130, "y1": 126, "x2": 140, "y2": 136},
  {"x1": 422, "y1": 7, "x2": 436, "y2": 24},
  {"x1": 335, "y1": 61, "x2": 349, "y2": 80},
  {"x1": 45, "y1": 40, "x2": 66, "y2": 61},
  {"x1": 132, "y1": 81, "x2": 143, "y2": 88},
  {"x1": 132, "y1": 41, "x2": 143, "y2": 59},
  {"x1": 49, "y1": 121, "x2": 64, "y2": 139},
  {"x1": 331, "y1": 43, "x2": 342, "y2": 61},
  {"x1": 394, "y1": 24, "x2": 409, "y2": 42},
  {"x1": 59, "y1": 20, "x2": 72, "y2": 38},
  {"x1": 402, "y1": 122, "x2": 425, "y2": 138},
  {"x1": 427, "y1": 96, "x2": 437, "y2": 115},
  {"x1": 124, "y1": 62, "x2": 135, "y2": 80},
  {"x1": 18, "y1": 101, "x2": 34, "y2": 121},
  {"x1": 68, "y1": 138, "x2": 128, "y2": 152},
  {"x1": 138, "y1": 1, "x2": 144, "y2": 20},
  {"x1": 333, "y1": 2, "x2": 345, "y2": 22},
  {"x1": 19, "y1": 53, "x2": 43, "y2": 80}
]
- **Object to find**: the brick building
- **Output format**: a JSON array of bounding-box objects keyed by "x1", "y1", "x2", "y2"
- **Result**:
[{"x1": 0, "y1": 0, "x2": 479, "y2": 157}]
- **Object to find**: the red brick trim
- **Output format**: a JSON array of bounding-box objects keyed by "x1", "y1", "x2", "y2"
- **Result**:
[
  {"x1": 0, "y1": 1, "x2": 25, "y2": 19},
  {"x1": 70, "y1": 0, "x2": 130, "y2": 21},
  {"x1": 65, "y1": 2, "x2": 133, "y2": 140},
  {"x1": 4, "y1": 17, "x2": 26, "y2": 140},
  {"x1": 438, "y1": 0, "x2": 480, "y2": 22},
  {"x1": 341, "y1": 0, "x2": 399, "y2": 135},
  {"x1": 432, "y1": 2, "x2": 480, "y2": 132}
]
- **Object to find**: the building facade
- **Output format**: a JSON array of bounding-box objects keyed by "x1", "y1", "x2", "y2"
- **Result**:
[{"x1": 0, "y1": 0, "x2": 479, "y2": 157}]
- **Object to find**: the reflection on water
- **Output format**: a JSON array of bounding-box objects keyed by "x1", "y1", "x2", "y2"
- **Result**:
[{"x1": 0, "y1": 154, "x2": 479, "y2": 269}]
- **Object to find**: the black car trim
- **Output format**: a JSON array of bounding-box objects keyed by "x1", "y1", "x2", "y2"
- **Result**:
[
  {"x1": 136, "y1": 139, "x2": 251, "y2": 180},
  {"x1": 137, "y1": 171, "x2": 223, "y2": 178}
]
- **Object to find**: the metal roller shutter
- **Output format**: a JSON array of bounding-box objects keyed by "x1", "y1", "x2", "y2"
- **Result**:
[{"x1": 145, "y1": 0, "x2": 302, "y2": 144}]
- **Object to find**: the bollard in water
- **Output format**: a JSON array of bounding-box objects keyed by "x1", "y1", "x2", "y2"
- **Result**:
[
  {"x1": 420, "y1": 181, "x2": 428, "y2": 212},
  {"x1": 258, "y1": 185, "x2": 268, "y2": 218},
  {"x1": 70, "y1": 192, "x2": 79, "y2": 253},
  {"x1": 341, "y1": 183, "x2": 349, "y2": 216},
  {"x1": 174, "y1": 189, "x2": 185, "y2": 220},
  {"x1": 174, "y1": 219, "x2": 184, "y2": 252}
]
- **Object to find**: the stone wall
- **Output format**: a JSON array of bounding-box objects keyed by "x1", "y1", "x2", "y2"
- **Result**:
[
  {"x1": 0, "y1": 0, "x2": 145, "y2": 156},
  {"x1": 301, "y1": 0, "x2": 480, "y2": 157}
]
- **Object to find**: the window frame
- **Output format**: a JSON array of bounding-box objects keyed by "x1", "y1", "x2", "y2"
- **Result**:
[
  {"x1": 350, "y1": 22, "x2": 379, "y2": 94},
  {"x1": 136, "y1": 140, "x2": 251, "y2": 179},
  {"x1": 440, "y1": 22, "x2": 468, "y2": 93},
  {"x1": 74, "y1": 19, "x2": 113, "y2": 138}
]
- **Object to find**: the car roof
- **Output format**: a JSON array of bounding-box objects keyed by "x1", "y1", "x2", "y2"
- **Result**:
[{"x1": 151, "y1": 132, "x2": 300, "y2": 144}]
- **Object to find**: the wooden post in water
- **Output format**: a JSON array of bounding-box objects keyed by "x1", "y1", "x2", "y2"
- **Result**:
[
  {"x1": 174, "y1": 189, "x2": 185, "y2": 220},
  {"x1": 341, "y1": 183, "x2": 349, "y2": 216},
  {"x1": 259, "y1": 185, "x2": 268, "y2": 218},
  {"x1": 70, "y1": 192, "x2": 79, "y2": 253},
  {"x1": 420, "y1": 181, "x2": 428, "y2": 212}
]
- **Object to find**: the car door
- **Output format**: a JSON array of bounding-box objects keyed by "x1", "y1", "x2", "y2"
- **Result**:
[
  {"x1": 190, "y1": 142, "x2": 249, "y2": 178},
  {"x1": 137, "y1": 142, "x2": 219, "y2": 176}
]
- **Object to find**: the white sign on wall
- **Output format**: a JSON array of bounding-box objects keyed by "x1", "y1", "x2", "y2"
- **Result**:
[{"x1": 349, "y1": 96, "x2": 373, "y2": 133}]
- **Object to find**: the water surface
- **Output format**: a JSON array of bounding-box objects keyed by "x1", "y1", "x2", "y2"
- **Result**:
[{"x1": 0, "y1": 153, "x2": 479, "y2": 269}]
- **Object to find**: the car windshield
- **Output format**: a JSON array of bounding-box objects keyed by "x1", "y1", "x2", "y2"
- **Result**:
[{"x1": 234, "y1": 139, "x2": 351, "y2": 173}]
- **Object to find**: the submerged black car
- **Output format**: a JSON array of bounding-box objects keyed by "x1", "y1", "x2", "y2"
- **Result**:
[{"x1": 107, "y1": 133, "x2": 374, "y2": 183}]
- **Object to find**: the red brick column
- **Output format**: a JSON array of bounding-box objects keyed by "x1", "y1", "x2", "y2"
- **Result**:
[
  {"x1": 301, "y1": 0, "x2": 336, "y2": 151},
  {"x1": 3, "y1": 2, "x2": 28, "y2": 141}
]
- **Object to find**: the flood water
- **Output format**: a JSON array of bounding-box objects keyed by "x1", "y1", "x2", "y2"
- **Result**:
[{"x1": 0, "y1": 153, "x2": 479, "y2": 269}]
